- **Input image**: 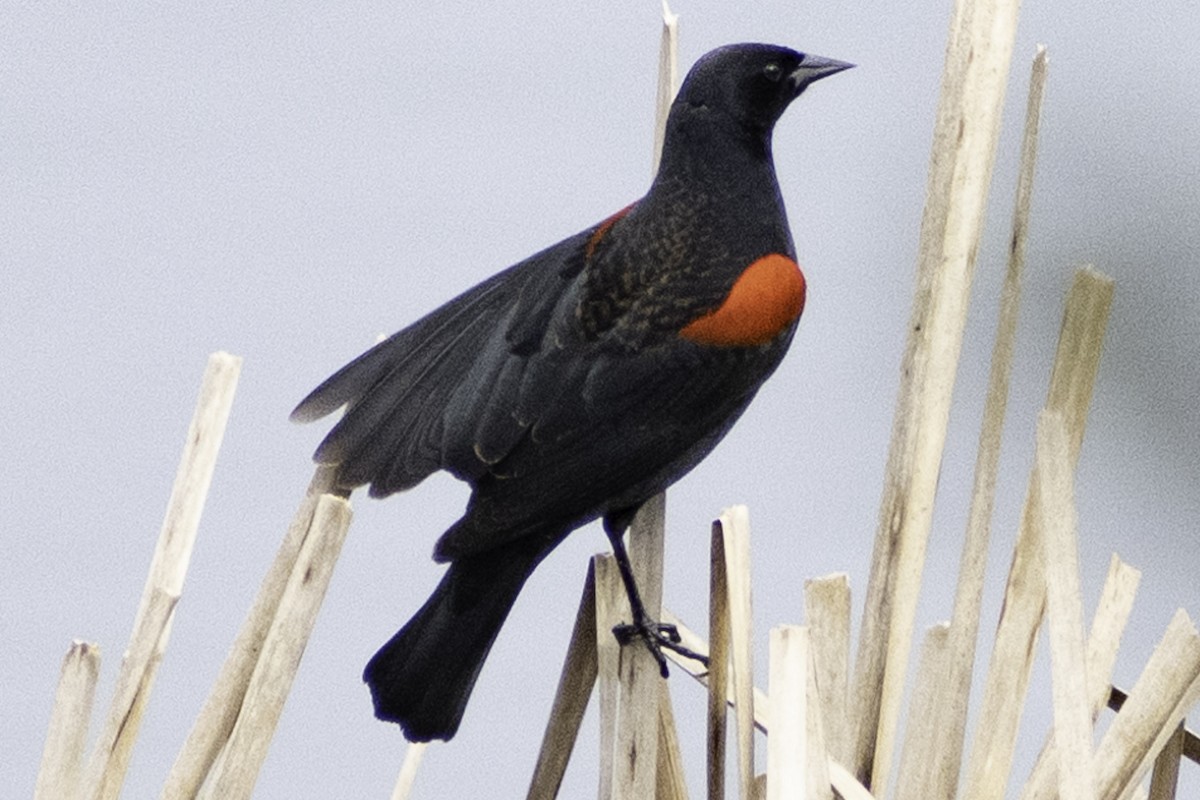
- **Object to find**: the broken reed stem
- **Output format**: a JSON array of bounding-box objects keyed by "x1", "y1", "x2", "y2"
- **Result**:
[
  {"x1": 85, "y1": 351, "x2": 242, "y2": 800},
  {"x1": 162, "y1": 465, "x2": 343, "y2": 798},
  {"x1": 660, "y1": 609, "x2": 766, "y2": 730},
  {"x1": 664, "y1": 608, "x2": 883, "y2": 800},
  {"x1": 849, "y1": 0, "x2": 1022, "y2": 789},
  {"x1": 1035, "y1": 411, "x2": 1095, "y2": 800},
  {"x1": 1018, "y1": 554, "x2": 1141, "y2": 800},
  {"x1": 528, "y1": 561, "x2": 599, "y2": 800},
  {"x1": 765, "y1": 625, "x2": 812, "y2": 800},
  {"x1": 652, "y1": 0, "x2": 679, "y2": 175},
  {"x1": 390, "y1": 742, "x2": 428, "y2": 800},
  {"x1": 804, "y1": 641, "x2": 834, "y2": 800},
  {"x1": 198, "y1": 493, "x2": 353, "y2": 799},
  {"x1": 707, "y1": 521, "x2": 731, "y2": 800},
  {"x1": 926, "y1": 43, "x2": 1049, "y2": 800},
  {"x1": 594, "y1": 554, "x2": 627, "y2": 800},
  {"x1": 614, "y1": 494, "x2": 667, "y2": 798},
  {"x1": 804, "y1": 574, "x2": 851, "y2": 766},
  {"x1": 962, "y1": 267, "x2": 1115, "y2": 800},
  {"x1": 35, "y1": 641, "x2": 102, "y2": 800},
  {"x1": 1147, "y1": 722, "x2": 1185, "y2": 800},
  {"x1": 720, "y1": 506, "x2": 757, "y2": 800},
  {"x1": 894, "y1": 624, "x2": 950, "y2": 800},
  {"x1": 1093, "y1": 610, "x2": 1200, "y2": 799},
  {"x1": 661, "y1": 606, "x2": 874, "y2": 800},
  {"x1": 655, "y1": 686, "x2": 689, "y2": 800},
  {"x1": 1110, "y1": 686, "x2": 1200, "y2": 765}
]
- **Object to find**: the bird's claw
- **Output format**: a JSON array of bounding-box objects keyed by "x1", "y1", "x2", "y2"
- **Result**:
[
  {"x1": 611, "y1": 621, "x2": 709, "y2": 678},
  {"x1": 612, "y1": 621, "x2": 680, "y2": 645}
]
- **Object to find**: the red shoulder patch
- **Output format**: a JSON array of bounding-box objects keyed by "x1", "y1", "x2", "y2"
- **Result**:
[{"x1": 679, "y1": 254, "x2": 806, "y2": 347}]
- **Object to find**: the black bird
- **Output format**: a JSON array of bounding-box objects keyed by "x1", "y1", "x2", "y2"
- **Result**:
[{"x1": 292, "y1": 42, "x2": 852, "y2": 742}]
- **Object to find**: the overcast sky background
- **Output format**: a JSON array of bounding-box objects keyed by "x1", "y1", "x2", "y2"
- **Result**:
[{"x1": 4, "y1": 2, "x2": 1198, "y2": 797}]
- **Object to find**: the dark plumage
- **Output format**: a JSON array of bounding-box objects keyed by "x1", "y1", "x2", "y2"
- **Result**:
[{"x1": 292, "y1": 42, "x2": 852, "y2": 742}]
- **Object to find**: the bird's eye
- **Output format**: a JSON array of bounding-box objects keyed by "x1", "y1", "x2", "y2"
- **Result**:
[{"x1": 762, "y1": 62, "x2": 783, "y2": 82}]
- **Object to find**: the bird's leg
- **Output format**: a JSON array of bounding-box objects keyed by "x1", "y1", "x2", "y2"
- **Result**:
[{"x1": 604, "y1": 526, "x2": 710, "y2": 677}]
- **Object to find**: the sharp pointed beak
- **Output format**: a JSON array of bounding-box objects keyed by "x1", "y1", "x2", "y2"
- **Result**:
[{"x1": 789, "y1": 54, "x2": 855, "y2": 93}]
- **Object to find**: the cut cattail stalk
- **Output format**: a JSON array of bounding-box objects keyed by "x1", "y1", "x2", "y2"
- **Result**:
[
  {"x1": 661, "y1": 608, "x2": 874, "y2": 800},
  {"x1": 35, "y1": 640, "x2": 102, "y2": 800},
  {"x1": 1093, "y1": 610, "x2": 1200, "y2": 798},
  {"x1": 849, "y1": 0, "x2": 1022, "y2": 788},
  {"x1": 162, "y1": 465, "x2": 342, "y2": 799},
  {"x1": 594, "y1": 553, "x2": 626, "y2": 800},
  {"x1": 1035, "y1": 410, "x2": 1095, "y2": 800},
  {"x1": 390, "y1": 742, "x2": 428, "y2": 800},
  {"x1": 198, "y1": 493, "x2": 352, "y2": 799},
  {"x1": 962, "y1": 267, "x2": 1114, "y2": 800},
  {"x1": 707, "y1": 521, "x2": 732, "y2": 800},
  {"x1": 615, "y1": 495, "x2": 667, "y2": 798},
  {"x1": 894, "y1": 623, "x2": 950, "y2": 800},
  {"x1": 765, "y1": 625, "x2": 812, "y2": 800},
  {"x1": 652, "y1": 0, "x2": 679, "y2": 175},
  {"x1": 85, "y1": 351, "x2": 241, "y2": 800},
  {"x1": 926, "y1": 44, "x2": 1049, "y2": 800},
  {"x1": 720, "y1": 506, "x2": 757, "y2": 800},
  {"x1": 528, "y1": 561, "x2": 599, "y2": 800},
  {"x1": 660, "y1": 607, "x2": 767, "y2": 731},
  {"x1": 1147, "y1": 721, "x2": 1185, "y2": 800},
  {"x1": 1019, "y1": 554, "x2": 1141, "y2": 800},
  {"x1": 804, "y1": 574, "x2": 851, "y2": 765},
  {"x1": 655, "y1": 685, "x2": 688, "y2": 800}
]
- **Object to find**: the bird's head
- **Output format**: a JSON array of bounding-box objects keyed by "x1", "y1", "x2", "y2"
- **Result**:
[{"x1": 672, "y1": 43, "x2": 853, "y2": 134}]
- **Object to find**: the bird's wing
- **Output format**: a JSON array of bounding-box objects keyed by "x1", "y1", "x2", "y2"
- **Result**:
[{"x1": 291, "y1": 225, "x2": 596, "y2": 495}]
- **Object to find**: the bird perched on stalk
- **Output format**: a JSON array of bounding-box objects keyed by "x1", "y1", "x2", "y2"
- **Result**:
[{"x1": 292, "y1": 42, "x2": 852, "y2": 742}]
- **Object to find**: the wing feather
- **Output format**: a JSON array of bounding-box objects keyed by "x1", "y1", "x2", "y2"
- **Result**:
[{"x1": 292, "y1": 226, "x2": 598, "y2": 495}]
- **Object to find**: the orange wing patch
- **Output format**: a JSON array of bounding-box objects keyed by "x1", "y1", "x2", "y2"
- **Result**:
[{"x1": 679, "y1": 254, "x2": 806, "y2": 347}]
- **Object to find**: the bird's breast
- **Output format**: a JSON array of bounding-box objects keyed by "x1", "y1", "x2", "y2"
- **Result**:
[{"x1": 678, "y1": 253, "x2": 806, "y2": 347}]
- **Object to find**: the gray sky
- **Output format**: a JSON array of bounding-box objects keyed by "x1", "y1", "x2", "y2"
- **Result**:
[{"x1": 4, "y1": 2, "x2": 1198, "y2": 797}]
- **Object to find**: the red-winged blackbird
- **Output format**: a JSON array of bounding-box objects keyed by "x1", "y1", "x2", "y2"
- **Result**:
[{"x1": 293, "y1": 42, "x2": 852, "y2": 742}]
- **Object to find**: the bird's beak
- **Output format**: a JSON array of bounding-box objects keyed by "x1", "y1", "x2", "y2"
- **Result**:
[{"x1": 789, "y1": 54, "x2": 855, "y2": 93}]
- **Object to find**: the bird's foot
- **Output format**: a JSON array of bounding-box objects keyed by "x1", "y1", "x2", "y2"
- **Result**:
[{"x1": 612, "y1": 620, "x2": 710, "y2": 678}]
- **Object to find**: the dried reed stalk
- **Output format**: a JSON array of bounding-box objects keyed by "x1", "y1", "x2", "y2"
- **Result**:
[
  {"x1": 656, "y1": 684, "x2": 689, "y2": 800},
  {"x1": 766, "y1": 625, "x2": 812, "y2": 800},
  {"x1": 766, "y1": 624, "x2": 833, "y2": 800},
  {"x1": 925, "y1": 44, "x2": 1049, "y2": 800},
  {"x1": 652, "y1": 0, "x2": 679, "y2": 174},
  {"x1": 198, "y1": 493, "x2": 352, "y2": 799},
  {"x1": 895, "y1": 623, "x2": 950, "y2": 800},
  {"x1": 390, "y1": 742, "x2": 427, "y2": 800},
  {"x1": 804, "y1": 574, "x2": 851, "y2": 766},
  {"x1": 595, "y1": 553, "x2": 626, "y2": 800},
  {"x1": 720, "y1": 507, "x2": 758, "y2": 800},
  {"x1": 1092, "y1": 610, "x2": 1200, "y2": 799},
  {"x1": 35, "y1": 641, "x2": 102, "y2": 800},
  {"x1": 707, "y1": 522, "x2": 732, "y2": 800},
  {"x1": 962, "y1": 267, "x2": 1114, "y2": 800},
  {"x1": 1019, "y1": 554, "x2": 1141, "y2": 800},
  {"x1": 614, "y1": 495, "x2": 667, "y2": 798},
  {"x1": 849, "y1": 0, "x2": 1022, "y2": 789},
  {"x1": 162, "y1": 465, "x2": 342, "y2": 798},
  {"x1": 1035, "y1": 410, "x2": 1095, "y2": 800},
  {"x1": 528, "y1": 561, "x2": 599, "y2": 799},
  {"x1": 85, "y1": 351, "x2": 241, "y2": 800}
]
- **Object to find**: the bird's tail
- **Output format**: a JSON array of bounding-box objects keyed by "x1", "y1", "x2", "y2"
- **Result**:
[{"x1": 363, "y1": 535, "x2": 553, "y2": 742}]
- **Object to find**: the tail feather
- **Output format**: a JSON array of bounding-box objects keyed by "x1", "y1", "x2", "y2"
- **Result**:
[{"x1": 363, "y1": 536, "x2": 553, "y2": 742}]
